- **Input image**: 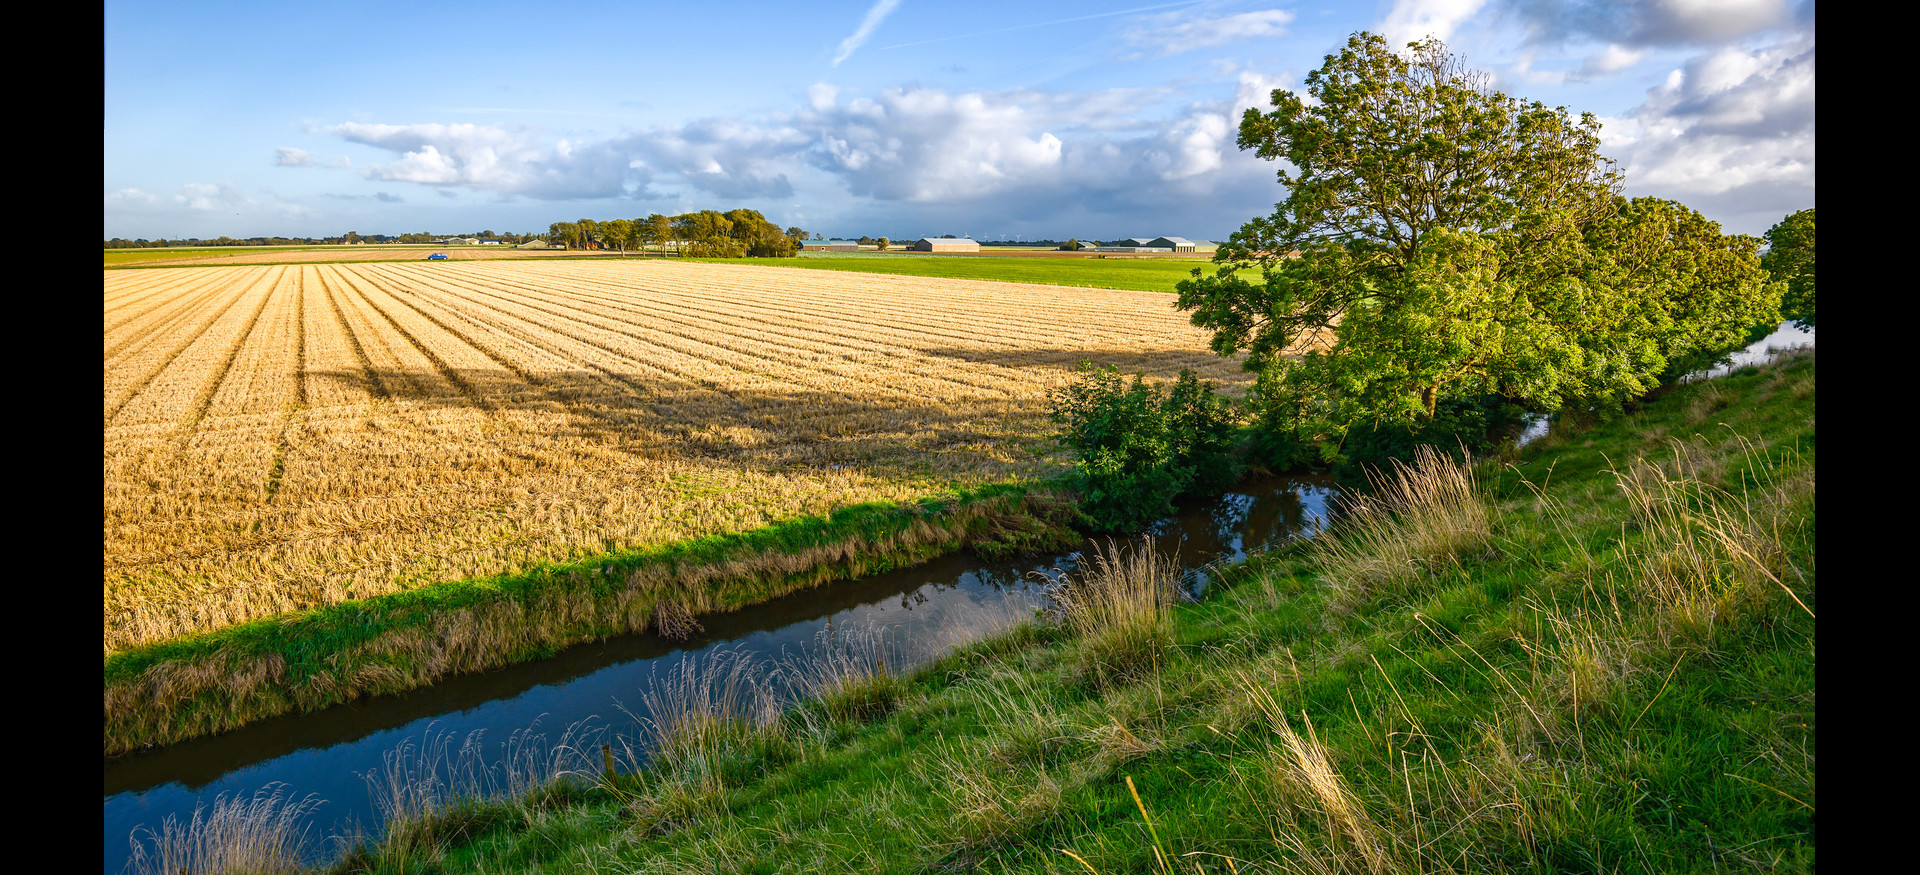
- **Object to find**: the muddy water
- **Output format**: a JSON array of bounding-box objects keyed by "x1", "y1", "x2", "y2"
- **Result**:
[{"x1": 103, "y1": 474, "x2": 1337, "y2": 873}]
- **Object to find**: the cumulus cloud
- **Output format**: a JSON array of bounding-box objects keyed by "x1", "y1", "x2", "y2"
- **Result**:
[
  {"x1": 832, "y1": 0, "x2": 903, "y2": 67},
  {"x1": 176, "y1": 181, "x2": 250, "y2": 211},
  {"x1": 1579, "y1": 44, "x2": 1645, "y2": 77},
  {"x1": 275, "y1": 147, "x2": 314, "y2": 167},
  {"x1": 1603, "y1": 34, "x2": 1813, "y2": 232},
  {"x1": 104, "y1": 187, "x2": 159, "y2": 205},
  {"x1": 330, "y1": 122, "x2": 642, "y2": 200},
  {"x1": 1380, "y1": 0, "x2": 1491, "y2": 46},
  {"x1": 300, "y1": 71, "x2": 1299, "y2": 237},
  {"x1": 1121, "y1": 9, "x2": 1295, "y2": 57},
  {"x1": 621, "y1": 117, "x2": 808, "y2": 199}
]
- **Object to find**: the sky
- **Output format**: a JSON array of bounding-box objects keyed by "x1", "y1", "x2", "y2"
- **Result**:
[{"x1": 103, "y1": 0, "x2": 1814, "y2": 242}]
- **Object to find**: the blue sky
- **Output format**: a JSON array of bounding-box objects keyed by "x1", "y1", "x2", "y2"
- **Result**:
[{"x1": 103, "y1": 0, "x2": 1814, "y2": 241}]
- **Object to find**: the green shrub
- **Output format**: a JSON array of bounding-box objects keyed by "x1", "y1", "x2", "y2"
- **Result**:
[{"x1": 1049, "y1": 363, "x2": 1240, "y2": 532}]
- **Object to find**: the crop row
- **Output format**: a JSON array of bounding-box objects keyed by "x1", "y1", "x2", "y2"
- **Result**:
[{"x1": 104, "y1": 260, "x2": 1248, "y2": 652}]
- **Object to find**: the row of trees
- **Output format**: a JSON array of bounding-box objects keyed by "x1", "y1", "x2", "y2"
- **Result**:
[
  {"x1": 104, "y1": 230, "x2": 549, "y2": 248},
  {"x1": 547, "y1": 209, "x2": 806, "y2": 257}
]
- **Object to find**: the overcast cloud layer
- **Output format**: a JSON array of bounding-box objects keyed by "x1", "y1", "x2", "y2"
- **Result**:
[{"x1": 104, "y1": 0, "x2": 1813, "y2": 240}]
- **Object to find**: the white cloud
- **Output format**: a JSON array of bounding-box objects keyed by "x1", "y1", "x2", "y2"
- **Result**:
[
  {"x1": 1580, "y1": 44, "x2": 1645, "y2": 77},
  {"x1": 176, "y1": 182, "x2": 249, "y2": 211},
  {"x1": 329, "y1": 122, "x2": 640, "y2": 199},
  {"x1": 104, "y1": 187, "x2": 158, "y2": 205},
  {"x1": 1604, "y1": 33, "x2": 1813, "y2": 231},
  {"x1": 1122, "y1": 9, "x2": 1295, "y2": 57},
  {"x1": 275, "y1": 147, "x2": 313, "y2": 167},
  {"x1": 1380, "y1": 0, "x2": 1491, "y2": 47},
  {"x1": 832, "y1": 0, "x2": 903, "y2": 67}
]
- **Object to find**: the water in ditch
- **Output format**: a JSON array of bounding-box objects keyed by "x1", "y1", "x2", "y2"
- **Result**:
[{"x1": 103, "y1": 473, "x2": 1338, "y2": 873}]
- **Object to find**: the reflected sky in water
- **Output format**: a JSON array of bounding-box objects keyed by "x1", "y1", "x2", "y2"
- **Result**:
[{"x1": 104, "y1": 474, "x2": 1334, "y2": 873}]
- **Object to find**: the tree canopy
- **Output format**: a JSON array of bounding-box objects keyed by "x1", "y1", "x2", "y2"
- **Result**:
[
  {"x1": 1175, "y1": 32, "x2": 1777, "y2": 454},
  {"x1": 1763, "y1": 208, "x2": 1815, "y2": 329}
]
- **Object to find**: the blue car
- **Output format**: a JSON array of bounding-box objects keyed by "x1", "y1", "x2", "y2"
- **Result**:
[{"x1": 426, "y1": 252, "x2": 449, "y2": 260}]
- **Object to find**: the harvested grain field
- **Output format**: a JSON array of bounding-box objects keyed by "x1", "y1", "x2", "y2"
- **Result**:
[{"x1": 104, "y1": 260, "x2": 1251, "y2": 654}]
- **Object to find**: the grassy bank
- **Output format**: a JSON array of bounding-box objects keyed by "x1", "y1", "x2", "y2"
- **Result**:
[
  {"x1": 208, "y1": 350, "x2": 1810, "y2": 874},
  {"x1": 684, "y1": 253, "x2": 1211, "y2": 292},
  {"x1": 104, "y1": 484, "x2": 1081, "y2": 756}
]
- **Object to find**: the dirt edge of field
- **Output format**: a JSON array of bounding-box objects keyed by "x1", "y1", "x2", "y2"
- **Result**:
[{"x1": 103, "y1": 487, "x2": 1080, "y2": 757}]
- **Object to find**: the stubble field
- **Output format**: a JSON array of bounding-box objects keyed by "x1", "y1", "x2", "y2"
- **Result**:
[{"x1": 103, "y1": 259, "x2": 1249, "y2": 655}]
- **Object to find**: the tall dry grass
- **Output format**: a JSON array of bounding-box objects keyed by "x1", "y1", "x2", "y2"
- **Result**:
[
  {"x1": 124, "y1": 783, "x2": 325, "y2": 875},
  {"x1": 1613, "y1": 439, "x2": 1813, "y2": 647},
  {"x1": 781, "y1": 622, "x2": 909, "y2": 726},
  {"x1": 1313, "y1": 445, "x2": 1492, "y2": 611},
  {"x1": 1047, "y1": 538, "x2": 1186, "y2": 686},
  {"x1": 350, "y1": 717, "x2": 606, "y2": 866}
]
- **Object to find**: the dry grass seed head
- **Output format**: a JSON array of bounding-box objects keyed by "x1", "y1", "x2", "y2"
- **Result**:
[{"x1": 1314, "y1": 445, "x2": 1491, "y2": 612}]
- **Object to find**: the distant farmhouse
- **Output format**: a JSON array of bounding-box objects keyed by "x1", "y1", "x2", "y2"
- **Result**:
[
  {"x1": 1093, "y1": 236, "x2": 1201, "y2": 253},
  {"x1": 909, "y1": 237, "x2": 980, "y2": 253},
  {"x1": 801, "y1": 239, "x2": 859, "y2": 252}
]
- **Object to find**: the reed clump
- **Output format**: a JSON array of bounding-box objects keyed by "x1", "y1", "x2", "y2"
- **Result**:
[
  {"x1": 1313, "y1": 444, "x2": 1492, "y2": 611},
  {"x1": 124, "y1": 783, "x2": 325, "y2": 875},
  {"x1": 1047, "y1": 538, "x2": 1185, "y2": 687},
  {"x1": 782, "y1": 623, "x2": 909, "y2": 727}
]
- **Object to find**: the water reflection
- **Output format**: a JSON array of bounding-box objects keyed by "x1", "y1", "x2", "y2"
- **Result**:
[{"x1": 103, "y1": 473, "x2": 1335, "y2": 874}]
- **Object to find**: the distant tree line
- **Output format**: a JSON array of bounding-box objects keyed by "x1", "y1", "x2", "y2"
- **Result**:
[
  {"x1": 547, "y1": 209, "x2": 802, "y2": 257},
  {"x1": 103, "y1": 230, "x2": 546, "y2": 248}
]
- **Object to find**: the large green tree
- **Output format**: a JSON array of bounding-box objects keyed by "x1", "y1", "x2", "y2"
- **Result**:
[
  {"x1": 1762, "y1": 208, "x2": 1815, "y2": 329},
  {"x1": 1176, "y1": 32, "x2": 1776, "y2": 452}
]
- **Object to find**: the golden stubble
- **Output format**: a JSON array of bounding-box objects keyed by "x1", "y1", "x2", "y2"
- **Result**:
[{"x1": 104, "y1": 260, "x2": 1251, "y2": 653}]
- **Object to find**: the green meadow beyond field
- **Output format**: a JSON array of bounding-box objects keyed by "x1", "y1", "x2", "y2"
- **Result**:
[{"x1": 692, "y1": 253, "x2": 1213, "y2": 293}]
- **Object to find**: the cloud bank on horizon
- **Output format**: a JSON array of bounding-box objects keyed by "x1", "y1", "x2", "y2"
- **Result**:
[{"x1": 104, "y1": 0, "x2": 1813, "y2": 240}]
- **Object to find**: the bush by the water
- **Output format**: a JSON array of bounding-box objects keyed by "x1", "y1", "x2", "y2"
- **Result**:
[{"x1": 1048, "y1": 364, "x2": 1239, "y2": 532}]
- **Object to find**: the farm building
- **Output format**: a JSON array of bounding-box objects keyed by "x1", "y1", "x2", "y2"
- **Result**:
[
  {"x1": 1147, "y1": 236, "x2": 1198, "y2": 252},
  {"x1": 1094, "y1": 238, "x2": 1170, "y2": 253},
  {"x1": 801, "y1": 239, "x2": 860, "y2": 252},
  {"x1": 909, "y1": 237, "x2": 980, "y2": 253}
]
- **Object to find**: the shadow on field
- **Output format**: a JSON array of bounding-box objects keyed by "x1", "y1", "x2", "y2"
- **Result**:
[{"x1": 301, "y1": 365, "x2": 1063, "y2": 475}]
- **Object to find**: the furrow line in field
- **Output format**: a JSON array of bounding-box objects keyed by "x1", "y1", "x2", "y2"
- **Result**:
[
  {"x1": 321, "y1": 265, "x2": 457, "y2": 400},
  {"x1": 347, "y1": 268, "x2": 548, "y2": 405},
  {"x1": 462, "y1": 264, "x2": 1021, "y2": 378},
  {"x1": 104, "y1": 268, "x2": 258, "y2": 374},
  {"x1": 261, "y1": 271, "x2": 312, "y2": 509},
  {"x1": 382, "y1": 266, "x2": 822, "y2": 399},
  {"x1": 200, "y1": 265, "x2": 305, "y2": 421},
  {"x1": 576, "y1": 268, "x2": 1198, "y2": 391},
  {"x1": 429, "y1": 266, "x2": 984, "y2": 404},
  {"x1": 105, "y1": 268, "x2": 277, "y2": 427},
  {"x1": 634, "y1": 261, "x2": 1141, "y2": 329},
  {"x1": 567, "y1": 290, "x2": 1026, "y2": 398},
  {"x1": 378, "y1": 270, "x2": 653, "y2": 408},
  {"x1": 103, "y1": 269, "x2": 219, "y2": 330},
  {"x1": 502, "y1": 263, "x2": 1132, "y2": 355},
  {"x1": 428, "y1": 269, "x2": 1011, "y2": 402},
  {"x1": 306, "y1": 266, "x2": 384, "y2": 405},
  {"x1": 379, "y1": 270, "x2": 760, "y2": 418},
  {"x1": 175, "y1": 267, "x2": 287, "y2": 432}
]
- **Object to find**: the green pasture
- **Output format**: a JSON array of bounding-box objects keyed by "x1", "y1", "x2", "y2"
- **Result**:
[{"x1": 688, "y1": 252, "x2": 1218, "y2": 293}]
